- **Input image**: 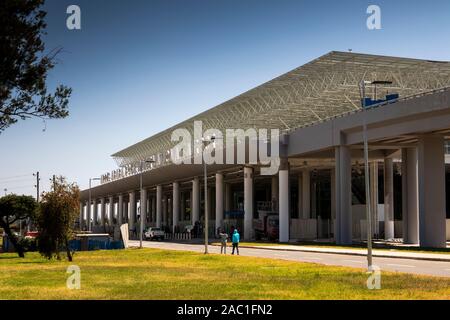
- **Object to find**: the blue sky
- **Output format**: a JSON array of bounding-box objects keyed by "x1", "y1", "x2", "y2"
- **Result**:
[{"x1": 1, "y1": 0, "x2": 449, "y2": 196}]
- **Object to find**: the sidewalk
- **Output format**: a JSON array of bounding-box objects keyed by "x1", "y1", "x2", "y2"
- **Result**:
[{"x1": 210, "y1": 243, "x2": 450, "y2": 262}]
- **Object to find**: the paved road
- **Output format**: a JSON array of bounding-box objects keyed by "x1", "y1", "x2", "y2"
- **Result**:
[{"x1": 129, "y1": 240, "x2": 450, "y2": 278}]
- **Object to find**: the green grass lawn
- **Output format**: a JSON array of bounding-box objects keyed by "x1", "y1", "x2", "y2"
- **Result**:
[{"x1": 0, "y1": 248, "x2": 449, "y2": 300}]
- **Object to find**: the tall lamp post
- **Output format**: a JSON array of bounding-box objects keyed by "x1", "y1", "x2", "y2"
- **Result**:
[
  {"x1": 201, "y1": 136, "x2": 222, "y2": 254},
  {"x1": 88, "y1": 177, "x2": 101, "y2": 231},
  {"x1": 359, "y1": 79, "x2": 392, "y2": 270},
  {"x1": 140, "y1": 158, "x2": 156, "y2": 249}
]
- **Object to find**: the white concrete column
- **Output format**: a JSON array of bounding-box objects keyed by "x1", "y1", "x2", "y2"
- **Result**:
[
  {"x1": 384, "y1": 158, "x2": 395, "y2": 240},
  {"x1": 92, "y1": 199, "x2": 98, "y2": 227},
  {"x1": 418, "y1": 135, "x2": 446, "y2": 248},
  {"x1": 86, "y1": 200, "x2": 91, "y2": 231},
  {"x1": 129, "y1": 192, "x2": 136, "y2": 231},
  {"x1": 172, "y1": 182, "x2": 180, "y2": 233},
  {"x1": 100, "y1": 198, "x2": 106, "y2": 226},
  {"x1": 118, "y1": 194, "x2": 124, "y2": 226},
  {"x1": 271, "y1": 175, "x2": 279, "y2": 212},
  {"x1": 225, "y1": 183, "x2": 232, "y2": 212},
  {"x1": 141, "y1": 188, "x2": 148, "y2": 228},
  {"x1": 108, "y1": 196, "x2": 114, "y2": 225},
  {"x1": 79, "y1": 202, "x2": 84, "y2": 230},
  {"x1": 302, "y1": 169, "x2": 311, "y2": 219},
  {"x1": 402, "y1": 148, "x2": 419, "y2": 244},
  {"x1": 244, "y1": 167, "x2": 254, "y2": 240},
  {"x1": 370, "y1": 162, "x2": 379, "y2": 237},
  {"x1": 156, "y1": 185, "x2": 162, "y2": 228},
  {"x1": 192, "y1": 177, "x2": 200, "y2": 224},
  {"x1": 335, "y1": 146, "x2": 352, "y2": 245},
  {"x1": 215, "y1": 173, "x2": 224, "y2": 231},
  {"x1": 279, "y1": 163, "x2": 290, "y2": 243}
]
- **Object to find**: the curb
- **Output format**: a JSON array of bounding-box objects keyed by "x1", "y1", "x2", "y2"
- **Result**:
[{"x1": 210, "y1": 244, "x2": 450, "y2": 262}]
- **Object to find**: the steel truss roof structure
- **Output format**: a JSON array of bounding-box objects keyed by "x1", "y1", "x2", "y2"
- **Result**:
[{"x1": 112, "y1": 51, "x2": 450, "y2": 167}]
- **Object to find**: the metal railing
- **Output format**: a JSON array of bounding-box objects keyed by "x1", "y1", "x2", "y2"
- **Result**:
[{"x1": 285, "y1": 86, "x2": 450, "y2": 134}]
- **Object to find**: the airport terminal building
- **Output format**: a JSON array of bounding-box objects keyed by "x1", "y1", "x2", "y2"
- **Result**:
[{"x1": 80, "y1": 51, "x2": 450, "y2": 248}]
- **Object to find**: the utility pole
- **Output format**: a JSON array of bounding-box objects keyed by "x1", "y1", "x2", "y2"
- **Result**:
[
  {"x1": 88, "y1": 177, "x2": 101, "y2": 232},
  {"x1": 201, "y1": 136, "x2": 221, "y2": 254},
  {"x1": 204, "y1": 161, "x2": 208, "y2": 254},
  {"x1": 31, "y1": 171, "x2": 40, "y2": 232},
  {"x1": 33, "y1": 171, "x2": 40, "y2": 203}
]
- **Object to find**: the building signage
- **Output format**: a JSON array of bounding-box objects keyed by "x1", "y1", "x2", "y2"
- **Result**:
[{"x1": 100, "y1": 150, "x2": 171, "y2": 184}]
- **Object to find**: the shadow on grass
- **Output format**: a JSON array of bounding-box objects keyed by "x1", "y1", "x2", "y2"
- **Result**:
[
  {"x1": 0, "y1": 254, "x2": 21, "y2": 260},
  {"x1": 15, "y1": 260, "x2": 49, "y2": 264},
  {"x1": 0, "y1": 252, "x2": 47, "y2": 263}
]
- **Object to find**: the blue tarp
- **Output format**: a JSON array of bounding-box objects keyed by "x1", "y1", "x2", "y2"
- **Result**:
[
  {"x1": 68, "y1": 239, "x2": 124, "y2": 251},
  {"x1": 225, "y1": 211, "x2": 245, "y2": 218}
]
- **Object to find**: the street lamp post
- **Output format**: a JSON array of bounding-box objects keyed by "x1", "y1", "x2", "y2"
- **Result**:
[
  {"x1": 359, "y1": 80, "x2": 392, "y2": 271},
  {"x1": 88, "y1": 177, "x2": 101, "y2": 231},
  {"x1": 140, "y1": 159, "x2": 156, "y2": 249},
  {"x1": 203, "y1": 159, "x2": 208, "y2": 254},
  {"x1": 201, "y1": 136, "x2": 221, "y2": 254}
]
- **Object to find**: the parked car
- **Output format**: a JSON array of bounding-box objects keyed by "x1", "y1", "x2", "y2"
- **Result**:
[
  {"x1": 24, "y1": 231, "x2": 39, "y2": 239},
  {"x1": 144, "y1": 227, "x2": 165, "y2": 241}
]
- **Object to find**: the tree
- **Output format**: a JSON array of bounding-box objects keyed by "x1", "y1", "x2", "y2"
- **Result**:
[
  {"x1": 36, "y1": 176, "x2": 79, "y2": 261},
  {"x1": 0, "y1": 195, "x2": 37, "y2": 257},
  {"x1": 0, "y1": 0, "x2": 72, "y2": 133}
]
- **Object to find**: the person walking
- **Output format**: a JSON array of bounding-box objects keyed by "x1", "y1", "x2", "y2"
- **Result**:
[
  {"x1": 231, "y1": 229, "x2": 240, "y2": 255},
  {"x1": 219, "y1": 229, "x2": 228, "y2": 254}
]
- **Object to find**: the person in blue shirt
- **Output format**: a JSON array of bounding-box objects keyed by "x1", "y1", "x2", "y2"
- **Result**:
[{"x1": 231, "y1": 229, "x2": 240, "y2": 255}]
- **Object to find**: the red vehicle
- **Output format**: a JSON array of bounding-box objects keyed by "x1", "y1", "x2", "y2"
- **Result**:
[
  {"x1": 254, "y1": 211, "x2": 279, "y2": 241},
  {"x1": 24, "y1": 231, "x2": 39, "y2": 239}
]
